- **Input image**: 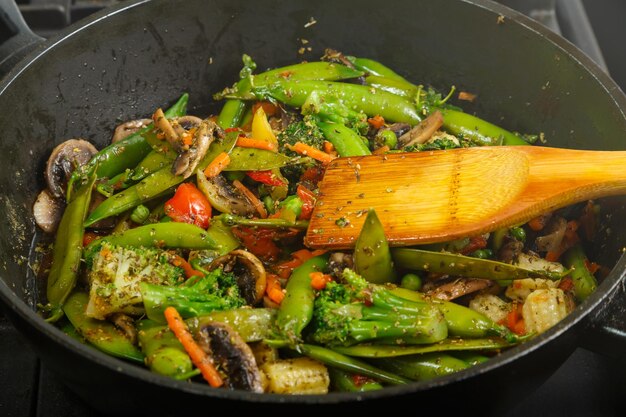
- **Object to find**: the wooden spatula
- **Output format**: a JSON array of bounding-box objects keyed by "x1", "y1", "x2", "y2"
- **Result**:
[{"x1": 304, "y1": 146, "x2": 626, "y2": 249}]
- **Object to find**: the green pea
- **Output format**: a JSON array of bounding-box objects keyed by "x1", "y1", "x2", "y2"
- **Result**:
[
  {"x1": 510, "y1": 226, "x2": 526, "y2": 242},
  {"x1": 400, "y1": 273, "x2": 422, "y2": 291},
  {"x1": 471, "y1": 249, "x2": 493, "y2": 259},
  {"x1": 130, "y1": 204, "x2": 150, "y2": 224},
  {"x1": 376, "y1": 129, "x2": 398, "y2": 149}
]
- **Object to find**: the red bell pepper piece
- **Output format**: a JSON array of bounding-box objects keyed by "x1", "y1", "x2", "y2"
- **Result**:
[{"x1": 164, "y1": 183, "x2": 212, "y2": 229}]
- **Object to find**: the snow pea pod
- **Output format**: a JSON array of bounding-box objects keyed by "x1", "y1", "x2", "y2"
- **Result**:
[
  {"x1": 67, "y1": 93, "x2": 189, "y2": 200},
  {"x1": 218, "y1": 99, "x2": 248, "y2": 129},
  {"x1": 275, "y1": 255, "x2": 329, "y2": 343},
  {"x1": 371, "y1": 352, "x2": 470, "y2": 381},
  {"x1": 333, "y1": 337, "x2": 514, "y2": 358},
  {"x1": 353, "y1": 209, "x2": 396, "y2": 284},
  {"x1": 45, "y1": 170, "x2": 97, "y2": 323},
  {"x1": 296, "y1": 344, "x2": 410, "y2": 385},
  {"x1": 218, "y1": 213, "x2": 309, "y2": 229},
  {"x1": 84, "y1": 133, "x2": 237, "y2": 226},
  {"x1": 64, "y1": 292, "x2": 144, "y2": 363},
  {"x1": 317, "y1": 121, "x2": 371, "y2": 157},
  {"x1": 390, "y1": 287, "x2": 516, "y2": 341},
  {"x1": 249, "y1": 80, "x2": 422, "y2": 125},
  {"x1": 391, "y1": 248, "x2": 567, "y2": 281},
  {"x1": 84, "y1": 222, "x2": 239, "y2": 256}
]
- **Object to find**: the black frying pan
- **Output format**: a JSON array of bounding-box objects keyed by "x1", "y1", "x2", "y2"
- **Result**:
[{"x1": 1, "y1": 0, "x2": 625, "y2": 415}]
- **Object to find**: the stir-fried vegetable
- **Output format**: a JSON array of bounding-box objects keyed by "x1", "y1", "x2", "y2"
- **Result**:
[{"x1": 33, "y1": 50, "x2": 603, "y2": 394}]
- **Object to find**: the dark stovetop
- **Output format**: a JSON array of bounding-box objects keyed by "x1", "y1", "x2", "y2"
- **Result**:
[{"x1": 2, "y1": 1, "x2": 626, "y2": 416}]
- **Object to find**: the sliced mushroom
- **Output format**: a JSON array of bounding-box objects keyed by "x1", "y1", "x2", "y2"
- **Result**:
[
  {"x1": 386, "y1": 122, "x2": 412, "y2": 138},
  {"x1": 172, "y1": 118, "x2": 223, "y2": 178},
  {"x1": 196, "y1": 171, "x2": 256, "y2": 216},
  {"x1": 45, "y1": 139, "x2": 98, "y2": 198},
  {"x1": 209, "y1": 249, "x2": 266, "y2": 305},
  {"x1": 196, "y1": 322, "x2": 263, "y2": 392},
  {"x1": 109, "y1": 313, "x2": 138, "y2": 345},
  {"x1": 33, "y1": 189, "x2": 65, "y2": 233},
  {"x1": 497, "y1": 238, "x2": 524, "y2": 263},
  {"x1": 328, "y1": 252, "x2": 354, "y2": 279},
  {"x1": 111, "y1": 119, "x2": 152, "y2": 143},
  {"x1": 426, "y1": 278, "x2": 493, "y2": 301},
  {"x1": 398, "y1": 110, "x2": 444, "y2": 147},
  {"x1": 535, "y1": 216, "x2": 567, "y2": 252}
]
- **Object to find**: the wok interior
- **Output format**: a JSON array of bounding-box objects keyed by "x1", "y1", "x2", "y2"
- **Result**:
[{"x1": 1, "y1": 0, "x2": 625, "y2": 387}]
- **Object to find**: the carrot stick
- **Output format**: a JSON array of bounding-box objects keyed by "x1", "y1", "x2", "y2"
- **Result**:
[
  {"x1": 286, "y1": 142, "x2": 336, "y2": 164},
  {"x1": 232, "y1": 179, "x2": 268, "y2": 218},
  {"x1": 266, "y1": 273, "x2": 285, "y2": 304},
  {"x1": 203, "y1": 152, "x2": 231, "y2": 178},
  {"x1": 170, "y1": 254, "x2": 203, "y2": 278},
  {"x1": 236, "y1": 137, "x2": 278, "y2": 152},
  {"x1": 164, "y1": 306, "x2": 223, "y2": 387},
  {"x1": 309, "y1": 271, "x2": 333, "y2": 290}
]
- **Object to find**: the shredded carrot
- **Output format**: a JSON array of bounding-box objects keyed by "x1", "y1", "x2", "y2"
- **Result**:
[
  {"x1": 275, "y1": 257, "x2": 304, "y2": 279},
  {"x1": 203, "y1": 152, "x2": 231, "y2": 178},
  {"x1": 164, "y1": 306, "x2": 223, "y2": 387},
  {"x1": 171, "y1": 254, "x2": 203, "y2": 279},
  {"x1": 309, "y1": 271, "x2": 333, "y2": 290},
  {"x1": 236, "y1": 137, "x2": 278, "y2": 152},
  {"x1": 323, "y1": 141, "x2": 335, "y2": 154},
  {"x1": 232, "y1": 179, "x2": 268, "y2": 218},
  {"x1": 181, "y1": 127, "x2": 197, "y2": 146},
  {"x1": 83, "y1": 231, "x2": 98, "y2": 247},
  {"x1": 458, "y1": 91, "x2": 477, "y2": 102},
  {"x1": 512, "y1": 319, "x2": 526, "y2": 336},
  {"x1": 287, "y1": 142, "x2": 336, "y2": 164},
  {"x1": 367, "y1": 115, "x2": 385, "y2": 129},
  {"x1": 266, "y1": 273, "x2": 285, "y2": 304}
]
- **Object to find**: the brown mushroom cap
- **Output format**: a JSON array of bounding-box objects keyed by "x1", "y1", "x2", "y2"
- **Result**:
[
  {"x1": 45, "y1": 139, "x2": 98, "y2": 198},
  {"x1": 111, "y1": 119, "x2": 152, "y2": 143},
  {"x1": 196, "y1": 322, "x2": 263, "y2": 393},
  {"x1": 33, "y1": 189, "x2": 65, "y2": 233},
  {"x1": 209, "y1": 249, "x2": 266, "y2": 305},
  {"x1": 196, "y1": 172, "x2": 256, "y2": 216}
]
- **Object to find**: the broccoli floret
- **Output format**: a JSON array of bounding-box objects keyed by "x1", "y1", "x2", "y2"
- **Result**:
[
  {"x1": 140, "y1": 268, "x2": 246, "y2": 324},
  {"x1": 308, "y1": 269, "x2": 448, "y2": 347},
  {"x1": 278, "y1": 116, "x2": 326, "y2": 152},
  {"x1": 404, "y1": 137, "x2": 462, "y2": 152},
  {"x1": 85, "y1": 243, "x2": 185, "y2": 320}
]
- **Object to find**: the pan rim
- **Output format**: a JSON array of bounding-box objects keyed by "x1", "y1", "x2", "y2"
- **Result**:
[{"x1": 1, "y1": 0, "x2": 625, "y2": 405}]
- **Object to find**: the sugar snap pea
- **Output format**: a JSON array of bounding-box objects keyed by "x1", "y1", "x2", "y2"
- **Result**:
[
  {"x1": 391, "y1": 287, "x2": 517, "y2": 341},
  {"x1": 64, "y1": 292, "x2": 144, "y2": 363},
  {"x1": 317, "y1": 120, "x2": 371, "y2": 157},
  {"x1": 275, "y1": 255, "x2": 329, "y2": 343},
  {"x1": 137, "y1": 319, "x2": 192, "y2": 377},
  {"x1": 67, "y1": 93, "x2": 188, "y2": 200},
  {"x1": 45, "y1": 170, "x2": 97, "y2": 323},
  {"x1": 296, "y1": 344, "x2": 410, "y2": 385},
  {"x1": 224, "y1": 147, "x2": 292, "y2": 171},
  {"x1": 84, "y1": 133, "x2": 237, "y2": 226},
  {"x1": 247, "y1": 80, "x2": 422, "y2": 125},
  {"x1": 353, "y1": 209, "x2": 396, "y2": 284},
  {"x1": 562, "y1": 244, "x2": 598, "y2": 302},
  {"x1": 84, "y1": 222, "x2": 239, "y2": 257},
  {"x1": 329, "y1": 368, "x2": 383, "y2": 392},
  {"x1": 371, "y1": 352, "x2": 470, "y2": 381}
]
